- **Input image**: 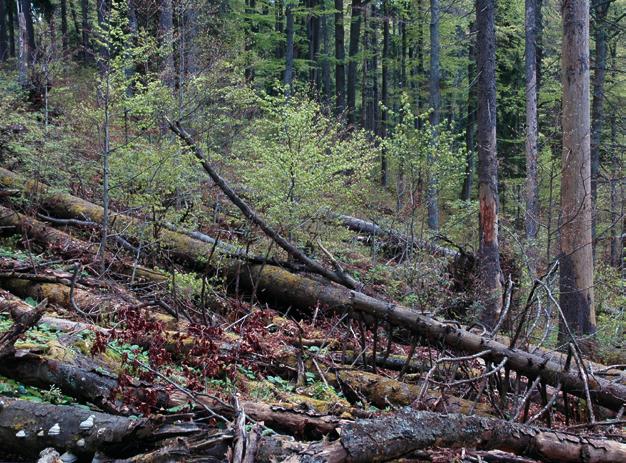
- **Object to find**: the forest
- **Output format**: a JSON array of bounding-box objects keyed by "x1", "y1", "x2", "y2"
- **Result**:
[{"x1": 0, "y1": 0, "x2": 624, "y2": 461}]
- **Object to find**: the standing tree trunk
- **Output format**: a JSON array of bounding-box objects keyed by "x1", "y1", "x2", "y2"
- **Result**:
[
  {"x1": 524, "y1": 0, "x2": 539, "y2": 241},
  {"x1": 80, "y1": 0, "x2": 90, "y2": 62},
  {"x1": 321, "y1": 2, "x2": 331, "y2": 103},
  {"x1": 60, "y1": 0, "x2": 68, "y2": 54},
  {"x1": 427, "y1": 0, "x2": 440, "y2": 231},
  {"x1": 559, "y1": 0, "x2": 596, "y2": 347},
  {"x1": 476, "y1": 0, "x2": 503, "y2": 328},
  {"x1": 16, "y1": 0, "x2": 29, "y2": 88},
  {"x1": 284, "y1": 2, "x2": 295, "y2": 92},
  {"x1": 346, "y1": 0, "x2": 362, "y2": 125},
  {"x1": 159, "y1": 0, "x2": 175, "y2": 87},
  {"x1": 0, "y1": 0, "x2": 8, "y2": 61},
  {"x1": 334, "y1": 0, "x2": 346, "y2": 113},
  {"x1": 7, "y1": 0, "x2": 15, "y2": 58},
  {"x1": 461, "y1": 21, "x2": 476, "y2": 201},
  {"x1": 380, "y1": 0, "x2": 389, "y2": 186},
  {"x1": 590, "y1": 0, "x2": 611, "y2": 251}
]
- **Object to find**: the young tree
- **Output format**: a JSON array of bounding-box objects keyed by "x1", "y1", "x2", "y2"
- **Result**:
[
  {"x1": 559, "y1": 0, "x2": 596, "y2": 346},
  {"x1": 524, "y1": 0, "x2": 539, "y2": 241},
  {"x1": 476, "y1": 0, "x2": 503, "y2": 328}
]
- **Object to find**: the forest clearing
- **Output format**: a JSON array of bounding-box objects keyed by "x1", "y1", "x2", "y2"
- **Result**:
[{"x1": 0, "y1": 0, "x2": 624, "y2": 461}]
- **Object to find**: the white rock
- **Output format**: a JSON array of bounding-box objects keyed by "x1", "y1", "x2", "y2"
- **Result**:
[
  {"x1": 79, "y1": 415, "x2": 95, "y2": 430},
  {"x1": 37, "y1": 430, "x2": 45, "y2": 437},
  {"x1": 48, "y1": 423, "x2": 61, "y2": 436},
  {"x1": 15, "y1": 429, "x2": 26, "y2": 438}
]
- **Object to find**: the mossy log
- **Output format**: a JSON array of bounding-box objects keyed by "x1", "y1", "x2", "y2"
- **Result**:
[{"x1": 0, "y1": 205, "x2": 167, "y2": 283}]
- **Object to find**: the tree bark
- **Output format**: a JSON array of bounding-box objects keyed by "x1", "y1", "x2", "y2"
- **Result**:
[
  {"x1": 159, "y1": 0, "x2": 175, "y2": 87},
  {"x1": 346, "y1": 0, "x2": 362, "y2": 125},
  {"x1": 559, "y1": 0, "x2": 596, "y2": 346},
  {"x1": 461, "y1": 21, "x2": 476, "y2": 201},
  {"x1": 284, "y1": 2, "x2": 295, "y2": 91},
  {"x1": 80, "y1": 0, "x2": 90, "y2": 62},
  {"x1": 292, "y1": 408, "x2": 626, "y2": 463},
  {"x1": 334, "y1": 0, "x2": 346, "y2": 113},
  {"x1": 427, "y1": 0, "x2": 440, "y2": 231},
  {"x1": 0, "y1": 0, "x2": 8, "y2": 61},
  {"x1": 59, "y1": 0, "x2": 68, "y2": 53},
  {"x1": 380, "y1": 0, "x2": 389, "y2": 186},
  {"x1": 524, "y1": 0, "x2": 539, "y2": 241},
  {"x1": 0, "y1": 398, "x2": 197, "y2": 459},
  {"x1": 475, "y1": 0, "x2": 503, "y2": 329},
  {"x1": 590, "y1": 0, "x2": 611, "y2": 250}
]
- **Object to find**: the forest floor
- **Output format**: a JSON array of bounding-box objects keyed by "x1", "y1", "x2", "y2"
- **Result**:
[{"x1": 0, "y1": 166, "x2": 623, "y2": 463}]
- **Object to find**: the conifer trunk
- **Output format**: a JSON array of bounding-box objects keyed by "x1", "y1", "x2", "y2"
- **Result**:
[
  {"x1": 559, "y1": 0, "x2": 596, "y2": 346},
  {"x1": 475, "y1": 0, "x2": 503, "y2": 328}
]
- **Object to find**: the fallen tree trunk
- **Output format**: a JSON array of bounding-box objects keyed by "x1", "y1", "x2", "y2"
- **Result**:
[
  {"x1": 0, "y1": 398, "x2": 199, "y2": 459},
  {"x1": 0, "y1": 205, "x2": 167, "y2": 283},
  {"x1": 237, "y1": 265, "x2": 626, "y2": 412},
  {"x1": 337, "y1": 214, "x2": 460, "y2": 258},
  {"x1": 285, "y1": 407, "x2": 626, "y2": 463}
]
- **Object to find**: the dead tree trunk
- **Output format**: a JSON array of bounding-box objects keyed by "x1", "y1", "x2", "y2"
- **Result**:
[
  {"x1": 475, "y1": 0, "x2": 503, "y2": 328},
  {"x1": 559, "y1": 0, "x2": 596, "y2": 348},
  {"x1": 292, "y1": 408, "x2": 626, "y2": 463}
]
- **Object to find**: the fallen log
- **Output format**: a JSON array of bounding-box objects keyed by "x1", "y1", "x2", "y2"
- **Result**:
[
  {"x1": 285, "y1": 408, "x2": 626, "y2": 463},
  {"x1": 0, "y1": 398, "x2": 199, "y2": 459},
  {"x1": 0, "y1": 299, "x2": 45, "y2": 358},
  {"x1": 337, "y1": 214, "x2": 460, "y2": 258},
  {"x1": 331, "y1": 369, "x2": 492, "y2": 415},
  {"x1": 236, "y1": 265, "x2": 626, "y2": 412},
  {"x1": 0, "y1": 205, "x2": 167, "y2": 283}
]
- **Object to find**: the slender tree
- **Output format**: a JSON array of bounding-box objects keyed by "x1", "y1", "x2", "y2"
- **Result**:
[
  {"x1": 380, "y1": 0, "x2": 390, "y2": 186},
  {"x1": 7, "y1": 0, "x2": 15, "y2": 58},
  {"x1": 334, "y1": 0, "x2": 346, "y2": 113},
  {"x1": 159, "y1": 0, "x2": 175, "y2": 87},
  {"x1": 284, "y1": 1, "x2": 295, "y2": 91},
  {"x1": 16, "y1": 0, "x2": 29, "y2": 87},
  {"x1": 0, "y1": 0, "x2": 8, "y2": 61},
  {"x1": 60, "y1": 0, "x2": 68, "y2": 54},
  {"x1": 590, "y1": 0, "x2": 612, "y2": 249},
  {"x1": 461, "y1": 21, "x2": 476, "y2": 201},
  {"x1": 346, "y1": 0, "x2": 363, "y2": 124},
  {"x1": 81, "y1": 0, "x2": 90, "y2": 62},
  {"x1": 559, "y1": 0, "x2": 595, "y2": 347},
  {"x1": 321, "y1": 1, "x2": 331, "y2": 102},
  {"x1": 427, "y1": 0, "x2": 440, "y2": 230},
  {"x1": 524, "y1": 0, "x2": 539, "y2": 240},
  {"x1": 476, "y1": 0, "x2": 503, "y2": 328}
]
